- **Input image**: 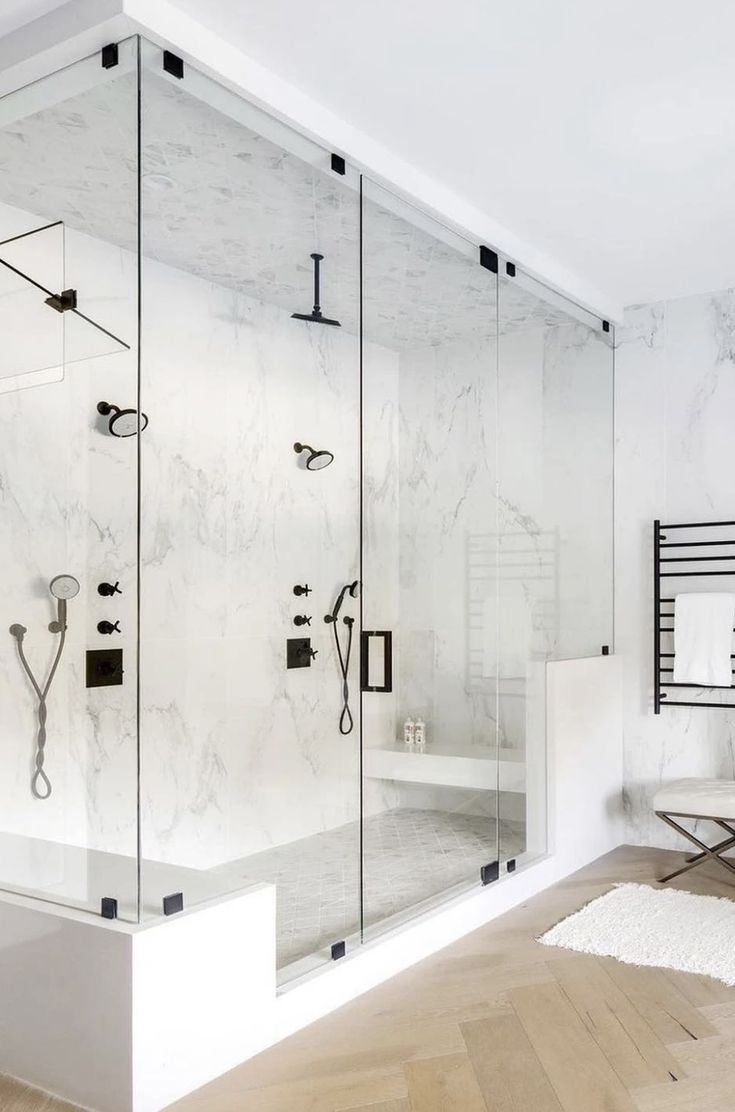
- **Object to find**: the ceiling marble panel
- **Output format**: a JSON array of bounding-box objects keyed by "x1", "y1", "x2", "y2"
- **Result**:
[{"x1": 0, "y1": 70, "x2": 573, "y2": 350}]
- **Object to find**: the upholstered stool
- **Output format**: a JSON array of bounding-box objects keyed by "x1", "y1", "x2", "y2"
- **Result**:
[{"x1": 653, "y1": 778, "x2": 735, "y2": 883}]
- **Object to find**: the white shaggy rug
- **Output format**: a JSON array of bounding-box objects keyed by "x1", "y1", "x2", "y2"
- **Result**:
[{"x1": 539, "y1": 882, "x2": 735, "y2": 986}]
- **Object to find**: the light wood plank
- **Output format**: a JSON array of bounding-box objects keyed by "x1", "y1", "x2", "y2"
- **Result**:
[
  {"x1": 0, "y1": 1076, "x2": 77, "y2": 1111},
  {"x1": 460, "y1": 1012, "x2": 562, "y2": 1111},
  {"x1": 665, "y1": 970, "x2": 735, "y2": 1009},
  {"x1": 9, "y1": 846, "x2": 735, "y2": 1112},
  {"x1": 403, "y1": 1053, "x2": 487, "y2": 1112},
  {"x1": 632, "y1": 1073, "x2": 735, "y2": 1112},
  {"x1": 510, "y1": 980, "x2": 637, "y2": 1112},
  {"x1": 170, "y1": 1066, "x2": 407, "y2": 1112},
  {"x1": 598, "y1": 958, "x2": 717, "y2": 1043},
  {"x1": 344, "y1": 1102, "x2": 410, "y2": 1112},
  {"x1": 549, "y1": 954, "x2": 683, "y2": 1086}
]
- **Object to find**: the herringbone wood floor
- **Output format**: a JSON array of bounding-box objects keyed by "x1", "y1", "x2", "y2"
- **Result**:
[{"x1": 4, "y1": 845, "x2": 735, "y2": 1112}]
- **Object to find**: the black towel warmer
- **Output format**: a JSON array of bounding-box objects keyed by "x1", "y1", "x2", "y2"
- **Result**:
[{"x1": 654, "y1": 517, "x2": 735, "y2": 712}]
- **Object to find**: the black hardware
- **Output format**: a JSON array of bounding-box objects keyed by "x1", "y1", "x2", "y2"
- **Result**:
[
  {"x1": 505, "y1": 261, "x2": 516, "y2": 278},
  {"x1": 293, "y1": 615, "x2": 311, "y2": 626},
  {"x1": 97, "y1": 620, "x2": 120, "y2": 635},
  {"x1": 506, "y1": 859, "x2": 516, "y2": 874},
  {"x1": 601, "y1": 645, "x2": 610, "y2": 655},
  {"x1": 479, "y1": 245, "x2": 499, "y2": 273},
  {"x1": 86, "y1": 648, "x2": 123, "y2": 688},
  {"x1": 330, "y1": 153, "x2": 346, "y2": 175},
  {"x1": 101, "y1": 43, "x2": 119, "y2": 69},
  {"x1": 293, "y1": 441, "x2": 334, "y2": 470},
  {"x1": 480, "y1": 861, "x2": 500, "y2": 885},
  {"x1": 360, "y1": 630, "x2": 393, "y2": 693},
  {"x1": 331, "y1": 940, "x2": 346, "y2": 960},
  {"x1": 287, "y1": 637, "x2": 313, "y2": 669},
  {"x1": 163, "y1": 50, "x2": 184, "y2": 79},
  {"x1": 654, "y1": 517, "x2": 735, "y2": 712},
  {"x1": 293, "y1": 584, "x2": 312, "y2": 597},
  {"x1": 602, "y1": 320, "x2": 611, "y2": 333},
  {"x1": 98, "y1": 581, "x2": 122, "y2": 597},
  {"x1": 45, "y1": 288, "x2": 77, "y2": 313},
  {"x1": 100, "y1": 897, "x2": 118, "y2": 919},
  {"x1": 0, "y1": 249, "x2": 129, "y2": 351},
  {"x1": 291, "y1": 254, "x2": 341, "y2": 327},
  {"x1": 163, "y1": 892, "x2": 184, "y2": 916},
  {"x1": 324, "y1": 580, "x2": 359, "y2": 625}
]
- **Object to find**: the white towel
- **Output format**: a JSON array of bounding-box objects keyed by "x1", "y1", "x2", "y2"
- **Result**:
[{"x1": 673, "y1": 593, "x2": 735, "y2": 687}]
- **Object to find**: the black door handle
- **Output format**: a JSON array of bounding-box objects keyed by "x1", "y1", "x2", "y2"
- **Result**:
[{"x1": 361, "y1": 630, "x2": 392, "y2": 693}]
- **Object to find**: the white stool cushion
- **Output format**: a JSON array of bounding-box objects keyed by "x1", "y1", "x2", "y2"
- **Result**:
[{"x1": 653, "y1": 778, "x2": 735, "y2": 819}]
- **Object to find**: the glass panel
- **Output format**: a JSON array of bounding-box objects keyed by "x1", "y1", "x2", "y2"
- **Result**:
[
  {"x1": 497, "y1": 272, "x2": 614, "y2": 863},
  {"x1": 0, "y1": 41, "x2": 140, "y2": 916},
  {"x1": 361, "y1": 178, "x2": 500, "y2": 939},
  {"x1": 0, "y1": 222, "x2": 63, "y2": 384},
  {"x1": 138, "y1": 44, "x2": 361, "y2": 979}
]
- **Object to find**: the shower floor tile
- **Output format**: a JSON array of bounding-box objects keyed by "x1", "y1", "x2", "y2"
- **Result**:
[{"x1": 221, "y1": 808, "x2": 525, "y2": 969}]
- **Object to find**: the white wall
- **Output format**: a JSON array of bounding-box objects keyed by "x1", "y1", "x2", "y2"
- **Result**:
[{"x1": 616, "y1": 289, "x2": 735, "y2": 848}]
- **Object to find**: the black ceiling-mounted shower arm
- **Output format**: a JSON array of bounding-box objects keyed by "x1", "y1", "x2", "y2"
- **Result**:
[{"x1": 291, "y1": 253, "x2": 341, "y2": 327}]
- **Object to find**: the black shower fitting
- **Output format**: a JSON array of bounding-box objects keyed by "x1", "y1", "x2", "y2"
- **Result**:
[
  {"x1": 324, "y1": 580, "x2": 359, "y2": 625},
  {"x1": 325, "y1": 581, "x2": 360, "y2": 735}
]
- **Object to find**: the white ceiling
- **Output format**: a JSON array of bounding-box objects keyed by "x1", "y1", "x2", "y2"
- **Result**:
[{"x1": 4, "y1": 0, "x2": 735, "y2": 308}]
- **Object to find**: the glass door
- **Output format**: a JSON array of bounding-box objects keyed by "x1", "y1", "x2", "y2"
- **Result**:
[
  {"x1": 138, "y1": 42, "x2": 362, "y2": 979},
  {"x1": 360, "y1": 178, "x2": 501, "y2": 939}
]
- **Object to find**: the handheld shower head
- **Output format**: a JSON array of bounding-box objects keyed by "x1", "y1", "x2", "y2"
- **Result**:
[
  {"x1": 49, "y1": 574, "x2": 80, "y2": 601},
  {"x1": 9, "y1": 623, "x2": 27, "y2": 641},
  {"x1": 325, "y1": 580, "x2": 360, "y2": 624},
  {"x1": 49, "y1": 574, "x2": 80, "y2": 633}
]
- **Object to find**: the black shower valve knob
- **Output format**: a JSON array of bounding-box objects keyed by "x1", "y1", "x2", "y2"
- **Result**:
[
  {"x1": 294, "y1": 614, "x2": 311, "y2": 626},
  {"x1": 98, "y1": 581, "x2": 122, "y2": 597},
  {"x1": 293, "y1": 584, "x2": 312, "y2": 597},
  {"x1": 299, "y1": 646, "x2": 318, "y2": 660},
  {"x1": 97, "y1": 620, "x2": 121, "y2": 635}
]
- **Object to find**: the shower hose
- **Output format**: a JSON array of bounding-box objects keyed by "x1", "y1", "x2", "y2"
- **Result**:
[
  {"x1": 11, "y1": 626, "x2": 66, "y2": 799},
  {"x1": 333, "y1": 615, "x2": 355, "y2": 735}
]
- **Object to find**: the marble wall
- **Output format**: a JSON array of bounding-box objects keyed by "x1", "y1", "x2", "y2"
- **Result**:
[
  {"x1": 616, "y1": 289, "x2": 735, "y2": 848},
  {"x1": 394, "y1": 323, "x2": 614, "y2": 735},
  {"x1": 0, "y1": 194, "x2": 405, "y2": 886},
  {"x1": 139, "y1": 258, "x2": 400, "y2": 869},
  {"x1": 0, "y1": 184, "x2": 615, "y2": 903},
  {"x1": 388, "y1": 316, "x2": 614, "y2": 825},
  {"x1": 0, "y1": 202, "x2": 140, "y2": 900}
]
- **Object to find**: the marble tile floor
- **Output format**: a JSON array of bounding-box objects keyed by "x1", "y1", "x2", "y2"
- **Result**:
[
  {"x1": 0, "y1": 810, "x2": 525, "y2": 971},
  {"x1": 220, "y1": 808, "x2": 526, "y2": 969}
]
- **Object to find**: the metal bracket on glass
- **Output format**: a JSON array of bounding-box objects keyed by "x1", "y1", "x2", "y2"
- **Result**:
[
  {"x1": 480, "y1": 861, "x2": 500, "y2": 886},
  {"x1": 360, "y1": 630, "x2": 392, "y2": 693},
  {"x1": 44, "y1": 288, "x2": 77, "y2": 313}
]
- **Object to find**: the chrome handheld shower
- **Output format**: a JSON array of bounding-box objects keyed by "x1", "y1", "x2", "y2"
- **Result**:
[{"x1": 9, "y1": 574, "x2": 80, "y2": 799}]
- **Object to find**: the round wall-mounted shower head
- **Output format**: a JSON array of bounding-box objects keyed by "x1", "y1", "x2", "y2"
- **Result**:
[
  {"x1": 293, "y1": 442, "x2": 334, "y2": 471},
  {"x1": 97, "y1": 401, "x2": 149, "y2": 438},
  {"x1": 49, "y1": 574, "x2": 80, "y2": 601}
]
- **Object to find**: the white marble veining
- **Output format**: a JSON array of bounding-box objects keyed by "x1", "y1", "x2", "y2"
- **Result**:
[
  {"x1": 616, "y1": 290, "x2": 735, "y2": 848},
  {"x1": 0, "y1": 54, "x2": 614, "y2": 956},
  {"x1": 0, "y1": 69, "x2": 570, "y2": 352},
  {"x1": 390, "y1": 320, "x2": 614, "y2": 787}
]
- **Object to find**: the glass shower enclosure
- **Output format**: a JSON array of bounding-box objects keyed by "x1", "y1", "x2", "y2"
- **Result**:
[{"x1": 0, "y1": 36, "x2": 614, "y2": 981}]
